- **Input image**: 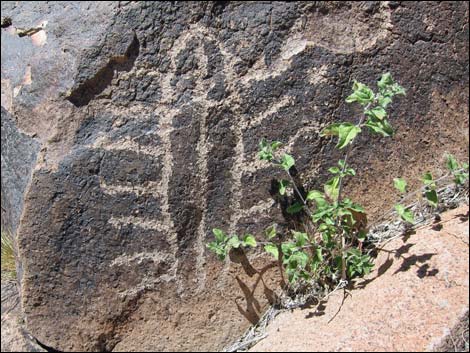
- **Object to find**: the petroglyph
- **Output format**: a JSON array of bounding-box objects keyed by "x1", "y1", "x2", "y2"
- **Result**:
[
  {"x1": 247, "y1": 95, "x2": 294, "y2": 128},
  {"x1": 110, "y1": 250, "x2": 173, "y2": 268},
  {"x1": 99, "y1": 178, "x2": 163, "y2": 198},
  {"x1": 108, "y1": 216, "x2": 171, "y2": 232},
  {"x1": 100, "y1": 18, "x2": 330, "y2": 283},
  {"x1": 5, "y1": 2, "x2": 469, "y2": 352}
]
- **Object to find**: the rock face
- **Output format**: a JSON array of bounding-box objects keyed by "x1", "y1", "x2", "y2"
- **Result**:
[
  {"x1": 1, "y1": 281, "x2": 46, "y2": 353},
  {"x1": 1, "y1": 1, "x2": 468, "y2": 351}
]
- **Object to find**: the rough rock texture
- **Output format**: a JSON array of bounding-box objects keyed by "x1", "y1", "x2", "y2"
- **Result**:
[
  {"x1": 1, "y1": 282, "x2": 46, "y2": 353},
  {"x1": 0, "y1": 1, "x2": 469, "y2": 351},
  {"x1": 1, "y1": 108, "x2": 39, "y2": 235},
  {"x1": 252, "y1": 205, "x2": 470, "y2": 352}
]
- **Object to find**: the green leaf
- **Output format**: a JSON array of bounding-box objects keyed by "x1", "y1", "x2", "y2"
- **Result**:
[
  {"x1": 377, "y1": 72, "x2": 393, "y2": 89},
  {"x1": 242, "y1": 234, "x2": 257, "y2": 248},
  {"x1": 258, "y1": 150, "x2": 273, "y2": 161},
  {"x1": 344, "y1": 201, "x2": 366, "y2": 213},
  {"x1": 366, "y1": 106, "x2": 387, "y2": 120},
  {"x1": 336, "y1": 159, "x2": 356, "y2": 176},
  {"x1": 336, "y1": 123, "x2": 361, "y2": 149},
  {"x1": 394, "y1": 204, "x2": 415, "y2": 224},
  {"x1": 271, "y1": 141, "x2": 282, "y2": 150},
  {"x1": 377, "y1": 95, "x2": 393, "y2": 108},
  {"x1": 390, "y1": 83, "x2": 406, "y2": 96},
  {"x1": 290, "y1": 251, "x2": 309, "y2": 269},
  {"x1": 346, "y1": 81, "x2": 375, "y2": 105},
  {"x1": 264, "y1": 244, "x2": 279, "y2": 259},
  {"x1": 346, "y1": 247, "x2": 362, "y2": 258},
  {"x1": 315, "y1": 247, "x2": 323, "y2": 262},
  {"x1": 422, "y1": 172, "x2": 436, "y2": 189},
  {"x1": 280, "y1": 154, "x2": 295, "y2": 171},
  {"x1": 324, "y1": 176, "x2": 340, "y2": 201},
  {"x1": 206, "y1": 241, "x2": 219, "y2": 253},
  {"x1": 321, "y1": 123, "x2": 341, "y2": 137},
  {"x1": 279, "y1": 179, "x2": 289, "y2": 195},
  {"x1": 258, "y1": 138, "x2": 274, "y2": 162},
  {"x1": 281, "y1": 242, "x2": 297, "y2": 256},
  {"x1": 446, "y1": 154, "x2": 459, "y2": 172},
  {"x1": 207, "y1": 241, "x2": 227, "y2": 261},
  {"x1": 365, "y1": 117, "x2": 394, "y2": 137},
  {"x1": 212, "y1": 228, "x2": 226, "y2": 243},
  {"x1": 329, "y1": 166, "x2": 341, "y2": 174},
  {"x1": 338, "y1": 207, "x2": 353, "y2": 221},
  {"x1": 292, "y1": 231, "x2": 308, "y2": 247},
  {"x1": 312, "y1": 205, "x2": 336, "y2": 223},
  {"x1": 454, "y1": 172, "x2": 469, "y2": 185},
  {"x1": 227, "y1": 236, "x2": 241, "y2": 249},
  {"x1": 287, "y1": 202, "x2": 303, "y2": 214},
  {"x1": 307, "y1": 190, "x2": 328, "y2": 209},
  {"x1": 265, "y1": 225, "x2": 277, "y2": 240},
  {"x1": 346, "y1": 251, "x2": 374, "y2": 278},
  {"x1": 425, "y1": 189, "x2": 438, "y2": 208},
  {"x1": 345, "y1": 167, "x2": 356, "y2": 176},
  {"x1": 394, "y1": 178, "x2": 407, "y2": 193},
  {"x1": 306, "y1": 190, "x2": 324, "y2": 202}
]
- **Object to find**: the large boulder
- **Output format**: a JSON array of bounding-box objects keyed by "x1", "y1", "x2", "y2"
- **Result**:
[{"x1": 1, "y1": 1, "x2": 468, "y2": 351}]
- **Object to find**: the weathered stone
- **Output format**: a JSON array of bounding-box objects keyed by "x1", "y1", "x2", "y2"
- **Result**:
[
  {"x1": 1, "y1": 281, "x2": 46, "y2": 353},
  {"x1": 1, "y1": 1, "x2": 468, "y2": 351}
]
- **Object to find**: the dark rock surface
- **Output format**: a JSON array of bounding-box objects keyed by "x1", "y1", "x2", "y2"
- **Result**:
[{"x1": 1, "y1": 1, "x2": 468, "y2": 351}]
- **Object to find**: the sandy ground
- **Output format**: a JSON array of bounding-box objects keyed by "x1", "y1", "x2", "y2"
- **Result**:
[{"x1": 252, "y1": 205, "x2": 469, "y2": 352}]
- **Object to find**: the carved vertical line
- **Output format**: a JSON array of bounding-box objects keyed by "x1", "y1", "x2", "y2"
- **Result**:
[
  {"x1": 193, "y1": 36, "x2": 212, "y2": 293},
  {"x1": 194, "y1": 108, "x2": 209, "y2": 293},
  {"x1": 228, "y1": 122, "x2": 245, "y2": 236},
  {"x1": 154, "y1": 105, "x2": 178, "y2": 279},
  {"x1": 153, "y1": 28, "x2": 194, "y2": 285}
]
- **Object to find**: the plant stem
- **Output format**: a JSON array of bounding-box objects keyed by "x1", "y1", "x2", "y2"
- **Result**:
[
  {"x1": 273, "y1": 156, "x2": 315, "y2": 221},
  {"x1": 334, "y1": 103, "x2": 371, "y2": 280},
  {"x1": 335, "y1": 106, "x2": 370, "y2": 209},
  {"x1": 277, "y1": 242, "x2": 286, "y2": 288},
  {"x1": 286, "y1": 170, "x2": 314, "y2": 218}
]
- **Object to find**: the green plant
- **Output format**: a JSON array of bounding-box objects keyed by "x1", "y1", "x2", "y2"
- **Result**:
[
  {"x1": 392, "y1": 154, "x2": 469, "y2": 225},
  {"x1": 207, "y1": 73, "x2": 406, "y2": 291},
  {"x1": 393, "y1": 177, "x2": 415, "y2": 224},
  {"x1": 446, "y1": 153, "x2": 469, "y2": 186},
  {"x1": 206, "y1": 228, "x2": 257, "y2": 261},
  {"x1": 1, "y1": 230, "x2": 16, "y2": 281},
  {"x1": 393, "y1": 172, "x2": 438, "y2": 225},
  {"x1": 422, "y1": 172, "x2": 438, "y2": 208}
]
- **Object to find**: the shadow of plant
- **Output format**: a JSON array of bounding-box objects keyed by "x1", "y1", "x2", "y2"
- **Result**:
[
  {"x1": 393, "y1": 253, "x2": 438, "y2": 276},
  {"x1": 234, "y1": 261, "x2": 279, "y2": 324}
]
